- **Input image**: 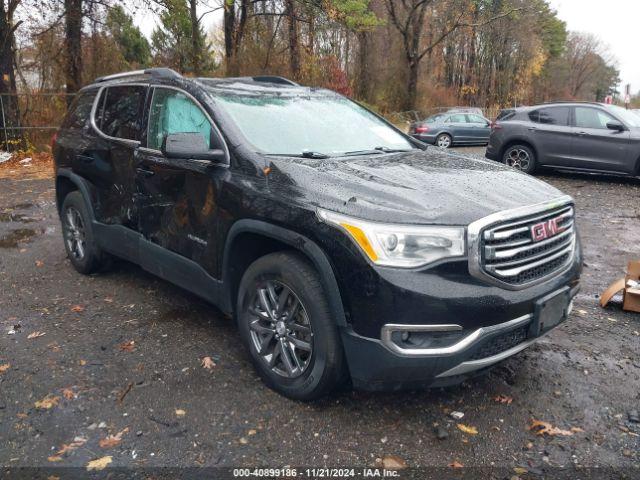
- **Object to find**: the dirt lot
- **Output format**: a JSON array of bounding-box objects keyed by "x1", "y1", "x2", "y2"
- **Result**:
[{"x1": 1, "y1": 150, "x2": 639, "y2": 478}]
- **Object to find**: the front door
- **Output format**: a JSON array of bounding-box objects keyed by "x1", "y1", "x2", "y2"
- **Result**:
[
  {"x1": 570, "y1": 106, "x2": 633, "y2": 173},
  {"x1": 466, "y1": 114, "x2": 491, "y2": 143},
  {"x1": 136, "y1": 87, "x2": 227, "y2": 276}
]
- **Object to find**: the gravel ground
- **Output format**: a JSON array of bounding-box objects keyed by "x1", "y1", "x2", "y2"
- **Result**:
[{"x1": 1, "y1": 149, "x2": 639, "y2": 478}]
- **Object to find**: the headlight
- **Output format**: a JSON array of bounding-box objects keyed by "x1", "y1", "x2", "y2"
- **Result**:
[{"x1": 317, "y1": 209, "x2": 466, "y2": 268}]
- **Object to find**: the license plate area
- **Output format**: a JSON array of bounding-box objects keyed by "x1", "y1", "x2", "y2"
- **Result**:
[{"x1": 530, "y1": 288, "x2": 570, "y2": 337}]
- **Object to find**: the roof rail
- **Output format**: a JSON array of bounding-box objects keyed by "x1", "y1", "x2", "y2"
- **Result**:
[
  {"x1": 252, "y1": 75, "x2": 299, "y2": 86},
  {"x1": 95, "y1": 68, "x2": 182, "y2": 83},
  {"x1": 541, "y1": 100, "x2": 603, "y2": 106}
]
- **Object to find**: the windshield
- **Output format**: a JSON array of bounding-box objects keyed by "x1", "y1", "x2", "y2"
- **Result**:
[
  {"x1": 213, "y1": 93, "x2": 413, "y2": 156},
  {"x1": 606, "y1": 105, "x2": 640, "y2": 128}
]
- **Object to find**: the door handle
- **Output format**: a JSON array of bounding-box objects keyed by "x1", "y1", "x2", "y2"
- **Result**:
[
  {"x1": 575, "y1": 131, "x2": 588, "y2": 136},
  {"x1": 77, "y1": 154, "x2": 94, "y2": 164},
  {"x1": 527, "y1": 127, "x2": 538, "y2": 131},
  {"x1": 136, "y1": 167, "x2": 155, "y2": 177}
]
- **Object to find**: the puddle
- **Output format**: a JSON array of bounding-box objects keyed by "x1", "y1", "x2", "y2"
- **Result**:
[
  {"x1": 0, "y1": 228, "x2": 41, "y2": 248},
  {"x1": 0, "y1": 212, "x2": 36, "y2": 223}
]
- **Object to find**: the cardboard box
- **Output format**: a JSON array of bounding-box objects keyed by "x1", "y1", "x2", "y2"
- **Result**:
[{"x1": 600, "y1": 261, "x2": 640, "y2": 313}]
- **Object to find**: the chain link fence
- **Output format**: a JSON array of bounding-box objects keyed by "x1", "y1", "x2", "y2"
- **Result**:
[{"x1": 0, "y1": 93, "x2": 74, "y2": 152}]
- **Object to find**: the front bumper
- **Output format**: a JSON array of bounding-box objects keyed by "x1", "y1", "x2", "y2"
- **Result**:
[{"x1": 341, "y1": 285, "x2": 578, "y2": 391}]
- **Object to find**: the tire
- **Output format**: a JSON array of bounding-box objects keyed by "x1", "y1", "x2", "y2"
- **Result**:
[
  {"x1": 502, "y1": 144, "x2": 537, "y2": 174},
  {"x1": 60, "y1": 191, "x2": 109, "y2": 274},
  {"x1": 236, "y1": 251, "x2": 346, "y2": 400},
  {"x1": 436, "y1": 133, "x2": 452, "y2": 149}
]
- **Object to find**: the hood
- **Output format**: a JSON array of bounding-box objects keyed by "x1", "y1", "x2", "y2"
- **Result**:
[{"x1": 265, "y1": 149, "x2": 566, "y2": 225}]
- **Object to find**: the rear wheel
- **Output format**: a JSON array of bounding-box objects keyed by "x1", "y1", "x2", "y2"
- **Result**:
[
  {"x1": 61, "y1": 191, "x2": 109, "y2": 274},
  {"x1": 237, "y1": 252, "x2": 346, "y2": 400},
  {"x1": 502, "y1": 144, "x2": 537, "y2": 174},
  {"x1": 436, "y1": 133, "x2": 452, "y2": 149}
]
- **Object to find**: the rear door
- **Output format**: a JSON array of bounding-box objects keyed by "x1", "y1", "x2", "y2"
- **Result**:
[
  {"x1": 526, "y1": 106, "x2": 573, "y2": 165},
  {"x1": 570, "y1": 106, "x2": 633, "y2": 173},
  {"x1": 87, "y1": 84, "x2": 148, "y2": 227},
  {"x1": 136, "y1": 87, "x2": 227, "y2": 276},
  {"x1": 466, "y1": 114, "x2": 491, "y2": 143}
]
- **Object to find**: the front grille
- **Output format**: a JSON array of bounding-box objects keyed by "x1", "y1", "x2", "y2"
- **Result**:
[
  {"x1": 469, "y1": 325, "x2": 529, "y2": 360},
  {"x1": 480, "y1": 205, "x2": 575, "y2": 287}
]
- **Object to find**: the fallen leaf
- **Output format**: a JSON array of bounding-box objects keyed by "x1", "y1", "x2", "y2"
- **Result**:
[
  {"x1": 35, "y1": 260, "x2": 44, "y2": 267},
  {"x1": 78, "y1": 359, "x2": 87, "y2": 366},
  {"x1": 449, "y1": 461, "x2": 464, "y2": 468},
  {"x1": 529, "y1": 419, "x2": 577, "y2": 437},
  {"x1": 248, "y1": 429, "x2": 257, "y2": 436},
  {"x1": 201, "y1": 356, "x2": 216, "y2": 370},
  {"x1": 86, "y1": 456, "x2": 112, "y2": 471},
  {"x1": 16, "y1": 413, "x2": 28, "y2": 419},
  {"x1": 239, "y1": 437, "x2": 248, "y2": 445},
  {"x1": 62, "y1": 388, "x2": 76, "y2": 400},
  {"x1": 375, "y1": 455, "x2": 408, "y2": 470},
  {"x1": 118, "y1": 340, "x2": 135, "y2": 352},
  {"x1": 99, "y1": 427, "x2": 129, "y2": 448},
  {"x1": 27, "y1": 331, "x2": 46, "y2": 339},
  {"x1": 0, "y1": 364, "x2": 10, "y2": 373},
  {"x1": 48, "y1": 436, "x2": 87, "y2": 461},
  {"x1": 457, "y1": 423, "x2": 478, "y2": 435},
  {"x1": 514, "y1": 467, "x2": 528, "y2": 474},
  {"x1": 71, "y1": 305, "x2": 85, "y2": 313},
  {"x1": 34, "y1": 395, "x2": 60, "y2": 410},
  {"x1": 493, "y1": 395, "x2": 513, "y2": 404},
  {"x1": 104, "y1": 296, "x2": 114, "y2": 303},
  {"x1": 175, "y1": 409, "x2": 186, "y2": 417}
]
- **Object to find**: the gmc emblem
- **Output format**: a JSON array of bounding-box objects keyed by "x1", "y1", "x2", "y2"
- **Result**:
[{"x1": 531, "y1": 217, "x2": 565, "y2": 242}]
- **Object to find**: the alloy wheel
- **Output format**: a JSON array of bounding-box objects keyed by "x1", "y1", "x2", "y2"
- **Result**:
[
  {"x1": 505, "y1": 148, "x2": 530, "y2": 171},
  {"x1": 437, "y1": 135, "x2": 451, "y2": 148},
  {"x1": 64, "y1": 206, "x2": 86, "y2": 260},
  {"x1": 248, "y1": 280, "x2": 313, "y2": 378}
]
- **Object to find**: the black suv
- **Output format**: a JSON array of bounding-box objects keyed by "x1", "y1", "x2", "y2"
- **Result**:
[
  {"x1": 53, "y1": 68, "x2": 582, "y2": 400},
  {"x1": 487, "y1": 102, "x2": 640, "y2": 175}
]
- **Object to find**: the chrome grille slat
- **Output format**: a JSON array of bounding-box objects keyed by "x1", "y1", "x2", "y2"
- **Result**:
[
  {"x1": 486, "y1": 242, "x2": 574, "y2": 278},
  {"x1": 484, "y1": 207, "x2": 573, "y2": 241},
  {"x1": 476, "y1": 202, "x2": 576, "y2": 287},
  {"x1": 486, "y1": 225, "x2": 574, "y2": 260}
]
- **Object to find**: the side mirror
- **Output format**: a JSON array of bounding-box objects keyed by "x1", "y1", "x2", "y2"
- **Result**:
[
  {"x1": 606, "y1": 121, "x2": 625, "y2": 132},
  {"x1": 161, "y1": 133, "x2": 226, "y2": 162}
]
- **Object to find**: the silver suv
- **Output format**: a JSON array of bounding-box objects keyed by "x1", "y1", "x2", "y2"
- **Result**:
[{"x1": 486, "y1": 102, "x2": 640, "y2": 176}]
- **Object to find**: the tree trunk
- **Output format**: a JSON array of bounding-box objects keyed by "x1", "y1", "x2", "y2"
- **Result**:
[
  {"x1": 285, "y1": 0, "x2": 300, "y2": 80},
  {"x1": 356, "y1": 31, "x2": 371, "y2": 101},
  {"x1": 64, "y1": 0, "x2": 82, "y2": 102},
  {"x1": 405, "y1": 57, "x2": 419, "y2": 112},
  {"x1": 223, "y1": 0, "x2": 237, "y2": 75},
  {"x1": 189, "y1": 0, "x2": 201, "y2": 74},
  {"x1": 0, "y1": 0, "x2": 21, "y2": 149}
]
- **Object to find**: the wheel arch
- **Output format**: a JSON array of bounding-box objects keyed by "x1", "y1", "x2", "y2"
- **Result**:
[
  {"x1": 56, "y1": 169, "x2": 96, "y2": 220},
  {"x1": 222, "y1": 220, "x2": 348, "y2": 327},
  {"x1": 499, "y1": 138, "x2": 538, "y2": 164}
]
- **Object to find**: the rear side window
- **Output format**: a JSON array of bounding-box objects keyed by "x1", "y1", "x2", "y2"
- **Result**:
[
  {"x1": 95, "y1": 86, "x2": 146, "y2": 141},
  {"x1": 62, "y1": 91, "x2": 97, "y2": 130},
  {"x1": 496, "y1": 109, "x2": 515, "y2": 121},
  {"x1": 467, "y1": 114, "x2": 487, "y2": 123},
  {"x1": 147, "y1": 88, "x2": 215, "y2": 150},
  {"x1": 447, "y1": 114, "x2": 467, "y2": 123},
  {"x1": 529, "y1": 107, "x2": 569, "y2": 126}
]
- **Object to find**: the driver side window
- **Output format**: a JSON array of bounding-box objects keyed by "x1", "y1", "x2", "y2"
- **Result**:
[{"x1": 147, "y1": 88, "x2": 215, "y2": 150}]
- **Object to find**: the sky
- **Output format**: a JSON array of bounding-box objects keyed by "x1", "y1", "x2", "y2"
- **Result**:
[
  {"x1": 548, "y1": 0, "x2": 639, "y2": 95},
  {"x1": 134, "y1": 0, "x2": 639, "y2": 95}
]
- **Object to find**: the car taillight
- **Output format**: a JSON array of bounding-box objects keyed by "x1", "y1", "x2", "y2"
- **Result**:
[
  {"x1": 50, "y1": 131, "x2": 58, "y2": 150},
  {"x1": 415, "y1": 126, "x2": 429, "y2": 134},
  {"x1": 490, "y1": 121, "x2": 502, "y2": 130}
]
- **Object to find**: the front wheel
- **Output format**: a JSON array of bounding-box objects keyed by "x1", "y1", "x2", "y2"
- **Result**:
[
  {"x1": 61, "y1": 191, "x2": 110, "y2": 274},
  {"x1": 236, "y1": 252, "x2": 346, "y2": 400},
  {"x1": 436, "y1": 133, "x2": 452, "y2": 149},
  {"x1": 502, "y1": 144, "x2": 537, "y2": 174}
]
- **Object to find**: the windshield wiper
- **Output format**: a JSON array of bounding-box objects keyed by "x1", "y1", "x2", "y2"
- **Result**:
[
  {"x1": 341, "y1": 146, "x2": 413, "y2": 157},
  {"x1": 264, "y1": 151, "x2": 331, "y2": 159}
]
